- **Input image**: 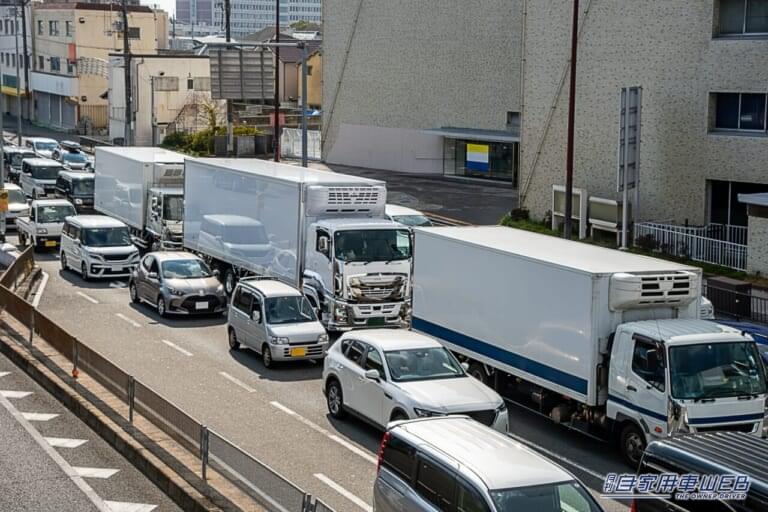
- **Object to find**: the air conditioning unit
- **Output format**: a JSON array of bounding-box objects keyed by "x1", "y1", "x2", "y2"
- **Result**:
[
  {"x1": 305, "y1": 185, "x2": 386, "y2": 216},
  {"x1": 609, "y1": 271, "x2": 698, "y2": 311}
]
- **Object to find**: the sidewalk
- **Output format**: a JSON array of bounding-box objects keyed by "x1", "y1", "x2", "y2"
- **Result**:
[{"x1": 2, "y1": 114, "x2": 68, "y2": 142}]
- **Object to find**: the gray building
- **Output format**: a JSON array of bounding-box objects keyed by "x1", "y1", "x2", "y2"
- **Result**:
[{"x1": 322, "y1": 0, "x2": 522, "y2": 182}]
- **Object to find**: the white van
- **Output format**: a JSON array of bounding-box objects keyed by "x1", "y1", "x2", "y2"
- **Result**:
[
  {"x1": 20, "y1": 158, "x2": 65, "y2": 199},
  {"x1": 60, "y1": 215, "x2": 140, "y2": 280}
]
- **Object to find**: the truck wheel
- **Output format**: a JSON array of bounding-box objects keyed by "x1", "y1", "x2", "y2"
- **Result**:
[
  {"x1": 468, "y1": 362, "x2": 488, "y2": 386},
  {"x1": 620, "y1": 423, "x2": 647, "y2": 469},
  {"x1": 262, "y1": 344, "x2": 274, "y2": 368},
  {"x1": 224, "y1": 268, "x2": 237, "y2": 295},
  {"x1": 326, "y1": 379, "x2": 345, "y2": 419}
]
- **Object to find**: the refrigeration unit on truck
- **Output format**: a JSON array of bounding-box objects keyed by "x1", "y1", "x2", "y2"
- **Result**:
[
  {"x1": 94, "y1": 147, "x2": 185, "y2": 251},
  {"x1": 412, "y1": 226, "x2": 767, "y2": 467},
  {"x1": 183, "y1": 158, "x2": 413, "y2": 331}
]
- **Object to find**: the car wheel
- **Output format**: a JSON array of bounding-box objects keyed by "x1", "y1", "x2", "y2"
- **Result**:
[
  {"x1": 326, "y1": 379, "x2": 345, "y2": 419},
  {"x1": 129, "y1": 281, "x2": 140, "y2": 304},
  {"x1": 228, "y1": 328, "x2": 240, "y2": 350},
  {"x1": 224, "y1": 267, "x2": 237, "y2": 296},
  {"x1": 80, "y1": 262, "x2": 90, "y2": 281},
  {"x1": 157, "y1": 297, "x2": 167, "y2": 317},
  {"x1": 468, "y1": 362, "x2": 488, "y2": 386},
  {"x1": 620, "y1": 423, "x2": 647, "y2": 469},
  {"x1": 262, "y1": 344, "x2": 274, "y2": 368},
  {"x1": 60, "y1": 251, "x2": 68, "y2": 271}
]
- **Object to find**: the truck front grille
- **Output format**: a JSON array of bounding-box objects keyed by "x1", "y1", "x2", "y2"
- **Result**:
[{"x1": 695, "y1": 423, "x2": 755, "y2": 434}]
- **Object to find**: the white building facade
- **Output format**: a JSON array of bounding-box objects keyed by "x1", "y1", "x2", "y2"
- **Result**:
[{"x1": 0, "y1": 1, "x2": 32, "y2": 121}]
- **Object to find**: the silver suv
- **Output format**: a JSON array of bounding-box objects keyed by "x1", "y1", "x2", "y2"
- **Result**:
[{"x1": 375, "y1": 417, "x2": 604, "y2": 512}]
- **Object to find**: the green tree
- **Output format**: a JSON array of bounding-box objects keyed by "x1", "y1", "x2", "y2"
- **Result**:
[{"x1": 290, "y1": 20, "x2": 312, "y2": 30}]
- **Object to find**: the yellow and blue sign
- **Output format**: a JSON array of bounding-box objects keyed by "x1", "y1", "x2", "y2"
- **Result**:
[{"x1": 466, "y1": 143, "x2": 489, "y2": 172}]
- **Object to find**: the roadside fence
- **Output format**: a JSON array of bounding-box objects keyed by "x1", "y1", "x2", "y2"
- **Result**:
[
  {"x1": 0, "y1": 251, "x2": 335, "y2": 512},
  {"x1": 703, "y1": 283, "x2": 768, "y2": 325}
]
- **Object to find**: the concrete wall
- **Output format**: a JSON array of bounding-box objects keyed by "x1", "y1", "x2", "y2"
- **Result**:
[
  {"x1": 322, "y1": 0, "x2": 522, "y2": 173},
  {"x1": 520, "y1": 1, "x2": 768, "y2": 225},
  {"x1": 747, "y1": 215, "x2": 768, "y2": 275}
]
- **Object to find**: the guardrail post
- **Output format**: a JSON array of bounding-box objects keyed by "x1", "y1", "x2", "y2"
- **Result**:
[
  {"x1": 302, "y1": 494, "x2": 313, "y2": 512},
  {"x1": 127, "y1": 376, "x2": 135, "y2": 423},
  {"x1": 72, "y1": 340, "x2": 79, "y2": 386},
  {"x1": 28, "y1": 308, "x2": 34, "y2": 346},
  {"x1": 200, "y1": 425, "x2": 209, "y2": 480}
]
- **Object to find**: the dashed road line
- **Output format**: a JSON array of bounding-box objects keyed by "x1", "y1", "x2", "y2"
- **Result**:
[
  {"x1": 115, "y1": 313, "x2": 141, "y2": 328},
  {"x1": 32, "y1": 271, "x2": 49, "y2": 308},
  {"x1": 21, "y1": 412, "x2": 59, "y2": 422},
  {"x1": 0, "y1": 390, "x2": 32, "y2": 399},
  {"x1": 270, "y1": 401, "x2": 377, "y2": 464},
  {"x1": 219, "y1": 371, "x2": 256, "y2": 393},
  {"x1": 45, "y1": 437, "x2": 88, "y2": 448},
  {"x1": 77, "y1": 291, "x2": 99, "y2": 304},
  {"x1": 74, "y1": 467, "x2": 120, "y2": 479},
  {"x1": 161, "y1": 339, "x2": 193, "y2": 357},
  {"x1": 314, "y1": 473, "x2": 372, "y2": 512},
  {"x1": 104, "y1": 501, "x2": 157, "y2": 512}
]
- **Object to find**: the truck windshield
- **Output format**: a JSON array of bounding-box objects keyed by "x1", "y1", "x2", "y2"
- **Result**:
[
  {"x1": 162, "y1": 196, "x2": 184, "y2": 222},
  {"x1": 31, "y1": 166, "x2": 63, "y2": 180},
  {"x1": 384, "y1": 347, "x2": 465, "y2": 382},
  {"x1": 72, "y1": 179, "x2": 94, "y2": 195},
  {"x1": 161, "y1": 259, "x2": 212, "y2": 279},
  {"x1": 264, "y1": 296, "x2": 316, "y2": 324},
  {"x1": 8, "y1": 189, "x2": 26, "y2": 204},
  {"x1": 490, "y1": 481, "x2": 602, "y2": 512},
  {"x1": 668, "y1": 342, "x2": 767, "y2": 400},
  {"x1": 334, "y1": 229, "x2": 411, "y2": 262},
  {"x1": 11, "y1": 153, "x2": 35, "y2": 166},
  {"x1": 38, "y1": 204, "x2": 76, "y2": 223},
  {"x1": 83, "y1": 227, "x2": 131, "y2": 247}
]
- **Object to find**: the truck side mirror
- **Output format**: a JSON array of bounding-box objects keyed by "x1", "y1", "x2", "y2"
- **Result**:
[{"x1": 318, "y1": 236, "x2": 329, "y2": 255}]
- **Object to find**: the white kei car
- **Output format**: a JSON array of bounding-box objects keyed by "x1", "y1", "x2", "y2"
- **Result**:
[{"x1": 322, "y1": 329, "x2": 508, "y2": 432}]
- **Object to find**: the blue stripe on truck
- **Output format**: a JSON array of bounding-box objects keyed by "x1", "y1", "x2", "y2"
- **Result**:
[{"x1": 412, "y1": 317, "x2": 588, "y2": 395}]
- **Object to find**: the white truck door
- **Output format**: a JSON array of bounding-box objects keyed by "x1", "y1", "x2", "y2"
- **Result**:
[{"x1": 626, "y1": 337, "x2": 668, "y2": 436}]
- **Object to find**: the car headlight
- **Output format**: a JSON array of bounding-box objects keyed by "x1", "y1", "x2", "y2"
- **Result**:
[
  {"x1": 269, "y1": 336, "x2": 289, "y2": 345},
  {"x1": 74, "y1": 198, "x2": 83, "y2": 205},
  {"x1": 334, "y1": 306, "x2": 347, "y2": 320},
  {"x1": 36, "y1": 227, "x2": 48, "y2": 234},
  {"x1": 414, "y1": 408, "x2": 445, "y2": 418},
  {"x1": 216, "y1": 284, "x2": 225, "y2": 294},
  {"x1": 166, "y1": 287, "x2": 185, "y2": 296},
  {"x1": 318, "y1": 333, "x2": 329, "y2": 343}
]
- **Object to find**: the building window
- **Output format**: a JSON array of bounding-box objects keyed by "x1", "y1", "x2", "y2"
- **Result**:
[
  {"x1": 154, "y1": 76, "x2": 179, "y2": 91},
  {"x1": 66, "y1": 21, "x2": 73, "y2": 37},
  {"x1": 67, "y1": 60, "x2": 74, "y2": 74},
  {"x1": 719, "y1": 0, "x2": 768, "y2": 35},
  {"x1": 50, "y1": 57, "x2": 61, "y2": 72},
  {"x1": 38, "y1": 55, "x2": 44, "y2": 70},
  {"x1": 187, "y1": 78, "x2": 194, "y2": 90},
  {"x1": 37, "y1": 20, "x2": 43, "y2": 35},
  {"x1": 117, "y1": 27, "x2": 141, "y2": 39},
  {"x1": 713, "y1": 92, "x2": 767, "y2": 132},
  {"x1": 49, "y1": 20, "x2": 59, "y2": 36},
  {"x1": 193, "y1": 77, "x2": 210, "y2": 90}
]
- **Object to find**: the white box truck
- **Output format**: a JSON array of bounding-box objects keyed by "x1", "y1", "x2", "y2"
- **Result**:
[
  {"x1": 94, "y1": 147, "x2": 185, "y2": 251},
  {"x1": 183, "y1": 158, "x2": 413, "y2": 331},
  {"x1": 412, "y1": 226, "x2": 767, "y2": 467}
]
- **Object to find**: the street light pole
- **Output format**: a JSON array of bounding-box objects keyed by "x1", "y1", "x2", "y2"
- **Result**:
[
  {"x1": 563, "y1": 0, "x2": 579, "y2": 240},
  {"x1": 300, "y1": 43, "x2": 308, "y2": 167},
  {"x1": 224, "y1": 0, "x2": 232, "y2": 154},
  {"x1": 121, "y1": 0, "x2": 132, "y2": 146},
  {"x1": 273, "y1": 0, "x2": 280, "y2": 162},
  {"x1": 19, "y1": 0, "x2": 29, "y2": 123},
  {"x1": 14, "y1": 8, "x2": 21, "y2": 144},
  {"x1": 0, "y1": 54, "x2": 5, "y2": 242}
]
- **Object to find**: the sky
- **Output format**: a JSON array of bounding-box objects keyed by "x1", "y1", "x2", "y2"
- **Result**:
[{"x1": 141, "y1": 0, "x2": 175, "y2": 18}]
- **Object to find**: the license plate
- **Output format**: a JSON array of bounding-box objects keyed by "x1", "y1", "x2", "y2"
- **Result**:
[
  {"x1": 44, "y1": 240, "x2": 57, "y2": 247},
  {"x1": 290, "y1": 347, "x2": 307, "y2": 357},
  {"x1": 195, "y1": 301, "x2": 208, "y2": 310},
  {"x1": 367, "y1": 317, "x2": 386, "y2": 327}
]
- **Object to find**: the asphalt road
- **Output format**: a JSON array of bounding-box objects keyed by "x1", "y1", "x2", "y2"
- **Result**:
[
  {"x1": 0, "y1": 347, "x2": 181, "y2": 512},
  {"x1": 22, "y1": 243, "x2": 630, "y2": 512}
]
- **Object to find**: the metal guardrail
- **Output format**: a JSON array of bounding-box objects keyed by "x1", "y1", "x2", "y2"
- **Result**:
[
  {"x1": 704, "y1": 284, "x2": 768, "y2": 325},
  {"x1": 0, "y1": 253, "x2": 335, "y2": 512}
]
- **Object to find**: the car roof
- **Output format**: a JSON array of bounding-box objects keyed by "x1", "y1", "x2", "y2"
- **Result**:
[
  {"x1": 4, "y1": 146, "x2": 36, "y2": 154},
  {"x1": 386, "y1": 204, "x2": 425, "y2": 217},
  {"x1": 393, "y1": 417, "x2": 573, "y2": 490},
  {"x1": 58, "y1": 170, "x2": 94, "y2": 179},
  {"x1": 202, "y1": 214, "x2": 263, "y2": 226},
  {"x1": 239, "y1": 278, "x2": 303, "y2": 298},
  {"x1": 343, "y1": 329, "x2": 442, "y2": 351},
  {"x1": 33, "y1": 198, "x2": 73, "y2": 207},
  {"x1": 24, "y1": 157, "x2": 63, "y2": 166},
  {"x1": 27, "y1": 137, "x2": 58, "y2": 143},
  {"x1": 67, "y1": 214, "x2": 126, "y2": 228},
  {"x1": 149, "y1": 251, "x2": 200, "y2": 262}
]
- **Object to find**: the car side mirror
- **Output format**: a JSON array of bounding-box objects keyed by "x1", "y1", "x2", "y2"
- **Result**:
[
  {"x1": 461, "y1": 362, "x2": 470, "y2": 372},
  {"x1": 213, "y1": 269, "x2": 220, "y2": 277},
  {"x1": 251, "y1": 310, "x2": 261, "y2": 323},
  {"x1": 147, "y1": 272, "x2": 158, "y2": 280},
  {"x1": 364, "y1": 369, "x2": 381, "y2": 381}
]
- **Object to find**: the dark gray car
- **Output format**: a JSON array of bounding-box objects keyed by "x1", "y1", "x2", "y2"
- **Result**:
[{"x1": 129, "y1": 251, "x2": 227, "y2": 317}]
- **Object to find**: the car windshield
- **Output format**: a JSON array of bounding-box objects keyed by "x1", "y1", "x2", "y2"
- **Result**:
[
  {"x1": 490, "y1": 482, "x2": 602, "y2": 512},
  {"x1": 669, "y1": 342, "x2": 767, "y2": 400},
  {"x1": 83, "y1": 227, "x2": 131, "y2": 247},
  {"x1": 161, "y1": 259, "x2": 212, "y2": 279},
  {"x1": 72, "y1": 178, "x2": 94, "y2": 195},
  {"x1": 264, "y1": 296, "x2": 317, "y2": 325},
  {"x1": 35, "y1": 142, "x2": 58, "y2": 151},
  {"x1": 334, "y1": 229, "x2": 412, "y2": 262},
  {"x1": 11, "y1": 153, "x2": 35, "y2": 166},
  {"x1": 384, "y1": 347, "x2": 465, "y2": 382},
  {"x1": 223, "y1": 225, "x2": 268, "y2": 244},
  {"x1": 63, "y1": 152, "x2": 87, "y2": 163},
  {"x1": 38, "y1": 204, "x2": 76, "y2": 223},
  {"x1": 31, "y1": 166, "x2": 63, "y2": 180},
  {"x1": 7, "y1": 189, "x2": 25, "y2": 204},
  {"x1": 392, "y1": 214, "x2": 432, "y2": 227},
  {"x1": 163, "y1": 196, "x2": 184, "y2": 221}
]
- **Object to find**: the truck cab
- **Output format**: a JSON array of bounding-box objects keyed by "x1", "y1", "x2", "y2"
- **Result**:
[
  {"x1": 608, "y1": 320, "x2": 766, "y2": 467},
  {"x1": 20, "y1": 158, "x2": 65, "y2": 199},
  {"x1": 306, "y1": 218, "x2": 413, "y2": 330},
  {"x1": 145, "y1": 187, "x2": 183, "y2": 250},
  {"x1": 16, "y1": 198, "x2": 77, "y2": 250}
]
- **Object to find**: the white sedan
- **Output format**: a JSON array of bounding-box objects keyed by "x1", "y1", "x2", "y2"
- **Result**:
[
  {"x1": 322, "y1": 329, "x2": 508, "y2": 432},
  {"x1": 385, "y1": 204, "x2": 433, "y2": 227}
]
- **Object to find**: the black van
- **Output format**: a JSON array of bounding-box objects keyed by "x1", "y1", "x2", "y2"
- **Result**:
[
  {"x1": 55, "y1": 171, "x2": 95, "y2": 212},
  {"x1": 634, "y1": 432, "x2": 767, "y2": 512}
]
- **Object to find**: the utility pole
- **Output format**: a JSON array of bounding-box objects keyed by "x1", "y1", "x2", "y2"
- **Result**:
[
  {"x1": 121, "y1": 0, "x2": 132, "y2": 146},
  {"x1": 14, "y1": 8, "x2": 21, "y2": 144},
  {"x1": 273, "y1": 0, "x2": 280, "y2": 162},
  {"x1": 0, "y1": 53, "x2": 5, "y2": 243},
  {"x1": 224, "y1": 0, "x2": 232, "y2": 154},
  {"x1": 563, "y1": 0, "x2": 579, "y2": 240},
  {"x1": 300, "y1": 42, "x2": 308, "y2": 167},
  {"x1": 19, "y1": 0, "x2": 29, "y2": 123}
]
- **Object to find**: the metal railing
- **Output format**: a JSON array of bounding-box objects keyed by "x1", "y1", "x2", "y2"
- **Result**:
[
  {"x1": 704, "y1": 283, "x2": 768, "y2": 325},
  {"x1": 634, "y1": 222, "x2": 748, "y2": 271},
  {"x1": 0, "y1": 254, "x2": 335, "y2": 512}
]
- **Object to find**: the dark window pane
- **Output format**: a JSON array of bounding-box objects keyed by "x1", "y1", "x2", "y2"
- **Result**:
[
  {"x1": 457, "y1": 480, "x2": 490, "y2": 512},
  {"x1": 416, "y1": 459, "x2": 455, "y2": 511},
  {"x1": 746, "y1": 0, "x2": 768, "y2": 32},
  {"x1": 346, "y1": 341, "x2": 365, "y2": 366},
  {"x1": 739, "y1": 93, "x2": 767, "y2": 129},
  {"x1": 720, "y1": 0, "x2": 746, "y2": 34},
  {"x1": 632, "y1": 339, "x2": 665, "y2": 391},
  {"x1": 715, "y1": 93, "x2": 740, "y2": 129},
  {"x1": 382, "y1": 436, "x2": 414, "y2": 480}
]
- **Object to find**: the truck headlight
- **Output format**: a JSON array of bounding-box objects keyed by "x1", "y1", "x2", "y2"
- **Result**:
[
  {"x1": 318, "y1": 333, "x2": 329, "y2": 343},
  {"x1": 414, "y1": 408, "x2": 444, "y2": 418},
  {"x1": 74, "y1": 198, "x2": 83, "y2": 205},
  {"x1": 36, "y1": 227, "x2": 48, "y2": 234},
  {"x1": 269, "y1": 336, "x2": 289, "y2": 345}
]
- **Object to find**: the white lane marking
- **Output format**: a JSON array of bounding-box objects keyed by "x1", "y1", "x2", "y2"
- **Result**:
[
  {"x1": 115, "y1": 313, "x2": 141, "y2": 328},
  {"x1": 109, "y1": 281, "x2": 127, "y2": 289},
  {"x1": 0, "y1": 391, "x2": 111, "y2": 511},
  {"x1": 76, "y1": 291, "x2": 99, "y2": 304},
  {"x1": 45, "y1": 437, "x2": 88, "y2": 448},
  {"x1": 21, "y1": 412, "x2": 59, "y2": 422},
  {"x1": 104, "y1": 502, "x2": 157, "y2": 512},
  {"x1": 74, "y1": 467, "x2": 120, "y2": 479},
  {"x1": 506, "y1": 432, "x2": 606, "y2": 481},
  {"x1": 219, "y1": 371, "x2": 256, "y2": 393},
  {"x1": 32, "y1": 271, "x2": 49, "y2": 308},
  {"x1": 0, "y1": 390, "x2": 32, "y2": 399},
  {"x1": 314, "y1": 473, "x2": 372, "y2": 512},
  {"x1": 0, "y1": 371, "x2": 9, "y2": 378},
  {"x1": 161, "y1": 339, "x2": 193, "y2": 357},
  {"x1": 270, "y1": 401, "x2": 377, "y2": 464}
]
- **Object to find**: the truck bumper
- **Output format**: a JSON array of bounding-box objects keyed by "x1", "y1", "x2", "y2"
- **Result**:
[{"x1": 328, "y1": 299, "x2": 411, "y2": 331}]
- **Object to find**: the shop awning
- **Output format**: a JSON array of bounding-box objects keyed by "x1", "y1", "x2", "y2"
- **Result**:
[
  {"x1": 422, "y1": 126, "x2": 520, "y2": 143},
  {"x1": 1, "y1": 86, "x2": 28, "y2": 97}
]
